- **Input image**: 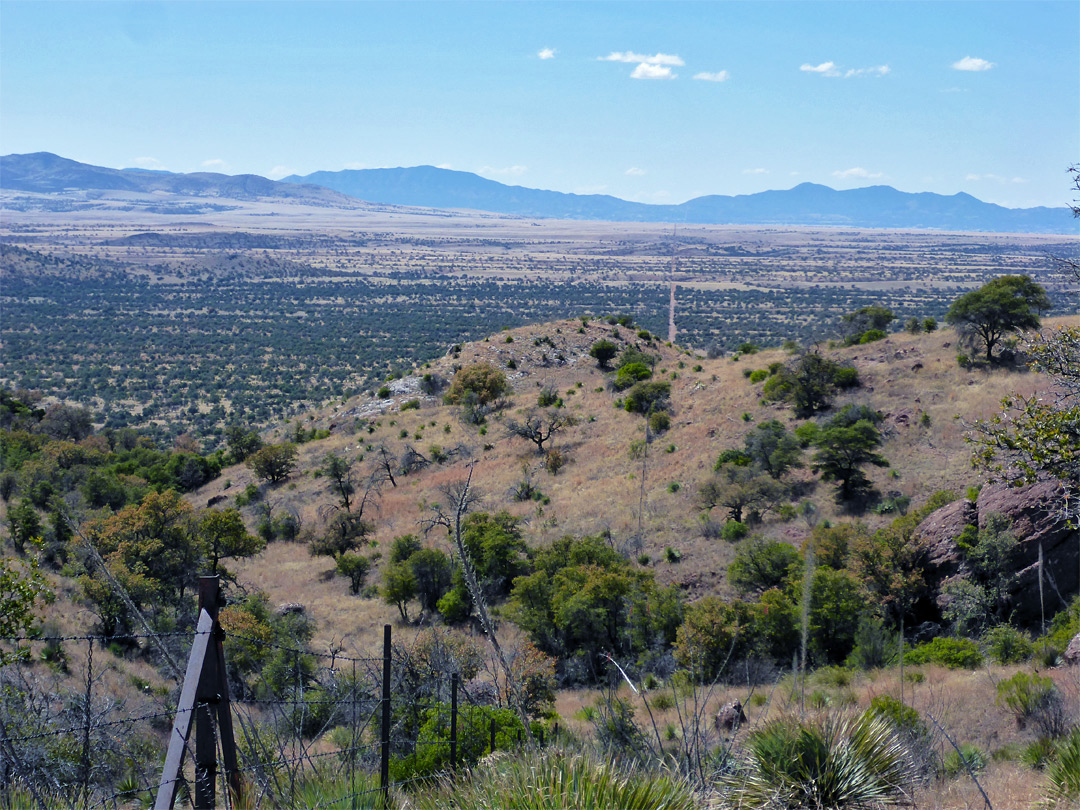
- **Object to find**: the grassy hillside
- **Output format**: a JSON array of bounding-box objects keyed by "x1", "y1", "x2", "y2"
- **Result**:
[{"x1": 204, "y1": 316, "x2": 1065, "y2": 653}]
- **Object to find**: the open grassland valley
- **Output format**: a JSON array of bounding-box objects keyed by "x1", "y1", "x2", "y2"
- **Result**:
[{"x1": 1, "y1": 218, "x2": 1080, "y2": 810}]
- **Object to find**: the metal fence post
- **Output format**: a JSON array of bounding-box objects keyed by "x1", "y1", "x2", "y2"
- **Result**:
[
  {"x1": 449, "y1": 673, "x2": 459, "y2": 772},
  {"x1": 380, "y1": 624, "x2": 392, "y2": 808}
]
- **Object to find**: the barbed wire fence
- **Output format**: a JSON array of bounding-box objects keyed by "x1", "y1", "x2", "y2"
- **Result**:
[{"x1": 0, "y1": 576, "x2": 551, "y2": 810}]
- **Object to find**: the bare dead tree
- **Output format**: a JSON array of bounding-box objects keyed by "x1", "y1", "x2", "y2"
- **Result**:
[
  {"x1": 420, "y1": 466, "x2": 535, "y2": 746},
  {"x1": 504, "y1": 410, "x2": 576, "y2": 454}
]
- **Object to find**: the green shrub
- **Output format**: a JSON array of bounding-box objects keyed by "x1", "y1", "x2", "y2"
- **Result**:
[
  {"x1": 748, "y1": 368, "x2": 769, "y2": 383},
  {"x1": 1023, "y1": 737, "x2": 1057, "y2": 770},
  {"x1": 859, "y1": 329, "x2": 888, "y2": 344},
  {"x1": 995, "y1": 672, "x2": 1067, "y2": 736},
  {"x1": 721, "y1": 520, "x2": 748, "y2": 543},
  {"x1": 903, "y1": 637, "x2": 982, "y2": 669},
  {"x1": 377, "y1": 386, "x2": 391, "y2": 399},
  {"x1": 648, "y1": 411, "x2": 671, "y2": 434},
  {"x1": 982, "y1": 625, "x2": 1033, "y2": 664},
  {"x1": 865, "y1": 695, "x2": 931, "y2": 761},
  {"x1": 941, "y1": 744, "x2": 987, "y2": 778},
  {"x1": 401, "y1": 398, "x2": 421, "y2": 411}
]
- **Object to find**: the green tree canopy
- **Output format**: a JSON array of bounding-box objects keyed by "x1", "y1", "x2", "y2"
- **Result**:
[
  {"x1": 811, "y1": 406, "x2": 889, "y2": 503},
  {"x1": 589, "y1": 340, "x2": 619, "y2": 369},
  {"x1": 246, "y1": 443, "x2": 298, "y2": 484},
  {"x1": 946, "y1": 274, "x2": 1051, "y2": 361}
]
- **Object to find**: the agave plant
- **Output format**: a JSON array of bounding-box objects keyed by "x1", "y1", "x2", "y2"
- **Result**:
[
  {"x1": 717, "y1": 713, "x2": 918, "y2": 809},
  {"x1": 405, "y1": 749, "x2": 697, "y2": 810}
]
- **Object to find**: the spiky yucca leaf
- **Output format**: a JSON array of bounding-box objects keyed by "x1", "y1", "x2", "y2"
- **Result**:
[
  {"x1": 1045, "y1": 727, "x2": 1080, "y2": 808},
  {"x1": 405, "y1": 749, "x2": 697, "y2": 810},
  {"x1": 719, "y1": 713, "x2": 918, "y2": 809}
]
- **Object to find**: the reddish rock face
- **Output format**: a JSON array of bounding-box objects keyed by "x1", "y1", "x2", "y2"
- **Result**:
[{"x1": 916, "y1": 481, "x2": 1078, "y2": 628}]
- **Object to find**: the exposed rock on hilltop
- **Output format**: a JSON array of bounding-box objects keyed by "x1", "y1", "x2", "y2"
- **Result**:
[{"x1": 918, "y1": 481, "x2": 1079, "y2": 626}]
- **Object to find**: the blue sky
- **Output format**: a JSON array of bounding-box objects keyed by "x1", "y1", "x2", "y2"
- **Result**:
[{"x1": 2, "y1": 1, "x2": 1076, "y2": 208}]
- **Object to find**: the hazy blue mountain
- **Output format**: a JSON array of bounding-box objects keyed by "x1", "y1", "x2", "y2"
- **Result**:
[
  {"x1": 284, "y1": 166, "x2": 1075, "y2": 233},
  {"x1": 0, "y1": 152, "x2": 356, "y2": 205},
  {"x1": 1, "y1": 152, "x2": 1072, "y2": 233}
]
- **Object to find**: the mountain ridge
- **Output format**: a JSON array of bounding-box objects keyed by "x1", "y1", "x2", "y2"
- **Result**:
[
  {"x1": 287, "y1": 166, "x2": 1073, "y2": 233},
  {"x1": 1, "y1": 151, "x2": 1073, "y2": 233}
]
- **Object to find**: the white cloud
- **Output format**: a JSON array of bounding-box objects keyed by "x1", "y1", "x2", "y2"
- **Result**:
[
  {"x1": 478, "y1": 165, "x2": 528, "y2": 177},
  {"x1": 801, "y1": 61, "x2": 840, "y2": 76},
  {"x1": 693, "y1": 70, "x2": 730, "y2": 82},
  {"x1": 966, "y1": 173, "x2": 1027, "y2": 184},
  {"x1": 625, "y1": 167, "x2": 647, "y2": 176},
  {"x1": 631, "y1": 63, "x2": 676, "y2": 80},
  {"x1": 953, "y1": 56, "x2": 994, "y2": 72},
  {"x1": 435, "y1": 163, "x2": 454, "y2": 170},
  {"x1": 575, "y1": 184, "x2": 609, "y2": 195},
  {"x1": 833, "y1": 167, "x2": 884, "y2": 180},
  {"x1": 200, "y1": 159, "x2": 228, "y2": 171},
  {"x1": 599, "y1": 51, "x2": 684, "y2": 66},
  {"x1": 343, "y1": 161, "x2": 367, "y2": 170},
  {"x1": 743, "y1": 168, "x2": 769, "y2": 175},
  {"x1": 266, "y1": 165, "x2": 292, "y2": 179},
  {"x1": 802, "y1": 61, "x2": 891, "y2": 78},
  {"x1": 538, "y1": 48, "x2": 555, "y2": 60},
  {"x1": 845, "y1": 65, "x2": 890, "y2": 77}
]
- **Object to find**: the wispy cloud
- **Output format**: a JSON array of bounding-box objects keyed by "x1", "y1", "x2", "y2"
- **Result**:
[
  {"x1": 966, "y1": 173, "x2": 1027, "y2": 184},
  {"x1": 953, "y1": 56, "x2": 994, "y2": 72},
  {"x1": 693, "y1": 70, "x2": 730, "y2": 82},
  {"x1": 478, "y1": 165, "x2": 528, "y2": 177},
  {"x1": 343, "y1": 161, "x2": 367, "y2": 170},
  {"x1": 435, "y1": 163, "x2": 454, "y2": 170},
  {"x1": 575, "y1": 184, "x2": 609, "y2": 195},
  {"x1": 132, "y1": 156, "x2": 166, "y2": 170},
  {"x1": 599, "y1": 51, "x2": 684, "y2": 66},
  {"x1": 801, "y1": 61, "x2": 840, "y2": 76},
  {"x1": 625, "y1": 167, "x2": 646, "y2": 176},
  {"x1": 801, "y1": 61, "x2": 889, "y2": 78},
  {"x1": 631, "y1": 63, "x2": 676, "y2": 80},
  {"x1": 833, "y1": 167, "x2": 884, "y2": 179},
  {"x1": 743, "y1": 168, "x2": 769, "y2": 175},
  {"x1": 266, "y1": 165, "x2": 292, "y2": 179},
  {"x1": 200, "y1": 159, "x2": 228, "y2": 171},
  {"x1": 844, "y1": 65, "x2": 890, "y2": 78},
  {"x1": 538, "y1": 48, "x2": 555, "y2": 60}
]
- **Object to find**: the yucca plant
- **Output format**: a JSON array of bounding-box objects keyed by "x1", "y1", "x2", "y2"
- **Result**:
[
  {"x1": 1044, "y1": 727, "x2": 1080, "y2": 808},
  {"x1": 718, "y1": 713, "x2": 918, "y2": 809},
  {"x1": 405, "y1": 749, "x2": 697, "y2": 810}
]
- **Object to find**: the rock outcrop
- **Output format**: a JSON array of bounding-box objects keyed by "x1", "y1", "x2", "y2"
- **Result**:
[{"x1": 916, "y1": 481, "x2": 1078, "y2": 627}]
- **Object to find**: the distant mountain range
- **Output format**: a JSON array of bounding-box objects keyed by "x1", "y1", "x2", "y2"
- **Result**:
[
  {"x1": 0, "y1": 151, "x2": 355, "y2": 206},
  {"x1": 2, "y1": 152, "x2": 1074, "y2": 233},
  {"x1": 282, "y1": 166, "x2": 1073, "y2": 233}
]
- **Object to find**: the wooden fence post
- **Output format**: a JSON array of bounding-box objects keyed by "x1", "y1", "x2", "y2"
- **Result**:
[
  {"x1": 380, "y1": 624, "x2": 392, "y2": 808},
  {"x1": 155, "y1": 576, "x2": 239, "y2": 810}
]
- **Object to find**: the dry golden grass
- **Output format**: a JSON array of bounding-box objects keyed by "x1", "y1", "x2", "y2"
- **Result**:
[{"x1": 204, "y1": 315, "x2": 1080, "y2": 656}]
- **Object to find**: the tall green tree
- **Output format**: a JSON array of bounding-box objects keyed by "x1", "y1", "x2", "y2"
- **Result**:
[
  {"x1": 812, "y1": 406, "x2": 889, "y2": 503},
  {"x1": 246, "y1": 442, "x2": 298, "y2": 484},
  {"x1": 946, "y1": 274, "x2": 1051, "y2": 361}
]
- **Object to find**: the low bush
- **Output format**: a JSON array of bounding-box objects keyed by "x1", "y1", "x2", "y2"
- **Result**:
[
  {"x1": 903, "y1": 637, "x2": 982, "y2": 669},
  {"x1": 982, "y1": 625, "x2": 1033, "y2": 664}
]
